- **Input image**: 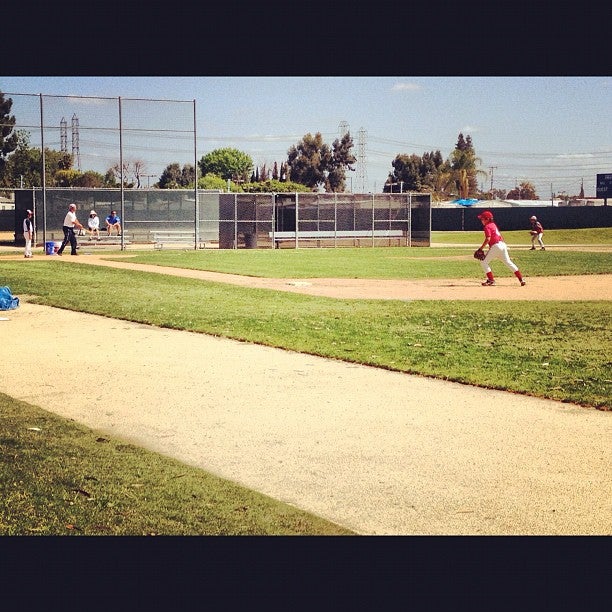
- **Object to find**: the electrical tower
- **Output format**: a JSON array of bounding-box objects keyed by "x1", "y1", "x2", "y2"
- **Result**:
[
  {"x1": 338, "y1": 121, "x2": 350, "y2": 137},
  {"x1": 357, "y1": 127, "x2": 367, "y2": 192},
  {"x1": 60, "y1": 117, "x2": 67, "y2": 153},
  {"x1": 71, "y1": 114, "x2": 81, "y2": 171}
]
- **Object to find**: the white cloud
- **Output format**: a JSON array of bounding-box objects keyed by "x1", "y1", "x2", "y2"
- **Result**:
[
  {"x1": 391, "y1": 82, "x2": 422, "y2": 92},
  {"x1": 461, "y1": 125, "x2": 480, "y2": 134},
  {"x1": 555, "y1": 153, "x2": 594, "y2": 159}
]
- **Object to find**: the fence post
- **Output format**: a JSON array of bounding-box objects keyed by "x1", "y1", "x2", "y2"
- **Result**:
[
  {"x1": 233, "y1": 193, "x2": 237, "y2": 249},
  {"x1": 193, "y1": 99, "x2": 198, "y2": 250},
  {"x1": 39, "y1": 94, "x2": 47, "y2": 245},
  {"x1": 295, "y1": 192, "x2": 299, "y2": 248}
]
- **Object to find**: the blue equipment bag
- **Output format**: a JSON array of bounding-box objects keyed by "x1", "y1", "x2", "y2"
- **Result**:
[{"x1": 0, "y1": 286, "x2": 19, "y2": 310}]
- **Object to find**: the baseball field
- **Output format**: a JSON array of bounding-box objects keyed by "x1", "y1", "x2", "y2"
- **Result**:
[{"x1": 1, "y1": 228, "x2": 611, "y2": 535}]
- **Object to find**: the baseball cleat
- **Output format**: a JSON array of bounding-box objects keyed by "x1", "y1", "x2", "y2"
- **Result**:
[{"x1": 482, "y1": 279, "x2": 496, "y2": 286}]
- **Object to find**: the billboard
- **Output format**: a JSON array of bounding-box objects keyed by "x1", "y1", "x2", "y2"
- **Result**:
[{"x1": 596, "y1": 173, "x2": 612, "y2": 198}]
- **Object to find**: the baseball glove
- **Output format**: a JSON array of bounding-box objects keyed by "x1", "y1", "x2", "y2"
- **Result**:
[{"x1": 473, "y1": 248, "x2": 486, "y2": 260}]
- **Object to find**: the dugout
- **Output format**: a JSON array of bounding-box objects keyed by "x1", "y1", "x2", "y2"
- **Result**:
[{"x1": 218, "y1": 192, "x2": 431, "y2": 249}]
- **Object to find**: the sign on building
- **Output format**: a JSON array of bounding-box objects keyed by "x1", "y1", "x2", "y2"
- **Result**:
[{"x1": 596, "y1": 173, "x2": 612, "y2": 198}]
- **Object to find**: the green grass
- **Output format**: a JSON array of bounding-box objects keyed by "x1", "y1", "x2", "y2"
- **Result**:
[
  {"x1": 431, "y1": 227, "x2": 612, "y2": 246},
  {"x1": 2, "y1": 257, "x2": 610, "y2": 409},
  {"x1": 0, "y1": 393, "x2": 353, "y2": 535},
  {"x1": 108, "y1": 244, "x2": 612, "y2": 279},
  {"x1": 1, "y1": 240, "x2": 610, "y2": 533}
]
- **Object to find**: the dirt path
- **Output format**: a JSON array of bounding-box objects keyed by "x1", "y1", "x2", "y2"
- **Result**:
[
  {"x1": 1, "y1": 253, "x2": 611, "y2": 535},
  {"x1": 15, "y1": 251, "x2": 612, "y2": 301}
]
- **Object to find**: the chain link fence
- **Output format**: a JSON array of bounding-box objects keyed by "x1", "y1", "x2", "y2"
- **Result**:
[
  {"x1": 4, "y1": 91, "x2": 431, "y2": 249},
  {"x1": 10, "y1": 189, "x2": 430, "y2": 250}
]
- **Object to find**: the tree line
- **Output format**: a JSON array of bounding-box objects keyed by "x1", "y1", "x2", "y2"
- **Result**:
[{"x1": 0, "y1": 90, "x2": 538, "y2": 199}]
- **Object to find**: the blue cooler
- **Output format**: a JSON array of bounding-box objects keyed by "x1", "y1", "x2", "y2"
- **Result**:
[{"x1": 45, "y1": 241, "x2": 56, "y2": 255}]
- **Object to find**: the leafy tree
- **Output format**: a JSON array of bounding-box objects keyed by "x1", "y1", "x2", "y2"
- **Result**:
[
  {"x1": 158, "y1": 163, "x2": 182, "y2": 189},
  {"x1": 78, "y1": 170, "x2": 108, "y2": 187},
  {"x1": 197, "y1": 172, "x2": 242, "y2": 191},
  {"x1": 198, "y1": 173, "x2": 225, "y2": 191},
  {"x1": 2, "y1": 130, "x2": 73, "y2": 188},
  {"x1": 449, "y1": 133, "x2": 486, "y2": 199},
  {"x1": 385, "y1": 153, "x2": 423, "y2": 192},
  {"x1": 241, "y1": 179, "x2": 311, "y2": 193},
  {"x1": 286, "y1": 132, "x2": 332, "y2": 190},
  {"x1": 104, "y1": 168, "x2": 118, "y2": 186},
  {"x1": 198, "y1": 148, "x2": 253, "y2": 183},
  {"x1": 55, "y1": 169, "x2": 108, "y2": 187},
  {"x1": 156, "y1": 162, "x2": 196, "y2": 189},
  {"x1": 259, "y1": 163, "x2": 269, "y2": 181},
  {"x1": 476, "y1": 187, "x2": 507, "y2": 200},
  {"x1": 507, "y1": 181, "x2": 538, "y2": 200},
  {"x1": 181, "y1": 163, "x2": 196, "y2": 187},
  {"x1": 279, "y1": 162, "x2": 289, "y2": 182},
  {"x1": 0, "y1": 91, "x2": 18, "y2": 183},
  {"x1": 326, "y1": 132, "x2": 356, "y2": 192},
  {"x1": 384, "y1": 150, "x2": 449, "y2": 194},
  {"x1": 55, "y1": 169, "x2": 83, "y2": 187}
]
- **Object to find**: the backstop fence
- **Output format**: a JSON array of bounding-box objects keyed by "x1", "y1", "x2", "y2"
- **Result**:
[{"x1": 3, "y1": 91, "x2": 431, "y2": 249}]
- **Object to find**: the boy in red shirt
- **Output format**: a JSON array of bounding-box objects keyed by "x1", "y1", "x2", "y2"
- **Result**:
[{"x1": 477, "y1": 210, "x2": 526, "y2": 286}]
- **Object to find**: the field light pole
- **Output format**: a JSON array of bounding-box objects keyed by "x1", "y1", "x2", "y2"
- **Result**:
[
  {"x1": 40, "y1": 94, "x2": 47, "y2": 244},
  {"x1": 193, "y1": 99, "x2": 199, "y2": 251},
  {"x1": 118, "y1": 96, "x2": 125, "y2": 251}
]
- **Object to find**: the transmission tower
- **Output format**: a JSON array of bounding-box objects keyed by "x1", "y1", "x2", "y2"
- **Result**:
[
  {"x1": 71, "y1": 114, "x2": 81, "y2": 171},
  {"x1": 357, "y1": 127, "x2": 367, "y2": 192},
  {"x1": 338, "y1": 121, "x2": 350, "y2": 137},
  {"x1": 60, "y1": 117, "x2": 67, "y2": 153}
]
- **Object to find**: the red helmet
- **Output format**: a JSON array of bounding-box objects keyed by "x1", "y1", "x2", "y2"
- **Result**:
[{"x1": 477, "y1": 210, "x2": 494, "y2": 220}]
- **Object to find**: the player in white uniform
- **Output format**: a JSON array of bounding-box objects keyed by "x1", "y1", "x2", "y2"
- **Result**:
[
  {"x1": 23, "y1": 209, "x2": 34, "y2": 258},
  {"x1": 57, "y1": 203, "x2": 84, "y2": 256}
]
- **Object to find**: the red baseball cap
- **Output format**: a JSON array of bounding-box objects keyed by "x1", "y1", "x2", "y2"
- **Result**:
[{"x1": 477, "y1": 210, "x2": 494, "y2": 220}]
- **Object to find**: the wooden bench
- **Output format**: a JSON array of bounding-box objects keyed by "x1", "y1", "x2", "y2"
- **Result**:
[{"x1": 268, "y1": 229, "x2": 405, "y2": 248}]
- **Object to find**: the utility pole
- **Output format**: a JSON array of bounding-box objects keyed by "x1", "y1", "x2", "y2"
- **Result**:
[
  {"x1": 489, "y1": 166, "x2": 497, "y2": 192},
  {"x1": 551, "y1": 183, "x2": 554, "y2": 207}
]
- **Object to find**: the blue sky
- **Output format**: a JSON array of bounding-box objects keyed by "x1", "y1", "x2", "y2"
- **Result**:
[{"x1": 2, "y1": 76, "x2": 610, "y2": 197}]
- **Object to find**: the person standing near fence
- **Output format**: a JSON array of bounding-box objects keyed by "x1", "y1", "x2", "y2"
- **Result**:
[
  {"x1": 477, "y1": 210, "x2": 526, "y2": 287},
  {"x1": 23, "y1": 209, "x2": 34, "y2": 258},
  {"x1": 529, "y1": 215, "x2": 545, "y2": 250},
  {"x1": 57, "y1": 203, "x2": 84, "y2": 256}
]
